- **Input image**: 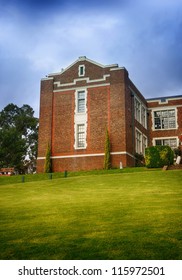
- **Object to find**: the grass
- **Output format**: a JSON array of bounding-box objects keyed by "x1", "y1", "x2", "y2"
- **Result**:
[
  {"x1": 0, "y1": 169, "x2": 181, "y2": 260},
  {"x1": 0, "y1": 167, "x2": 160, "y2": 185}
]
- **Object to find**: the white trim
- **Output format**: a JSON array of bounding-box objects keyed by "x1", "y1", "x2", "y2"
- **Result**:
[
  {"x1": 78, "y1": 64, "x2": 85, "y2": 77},
  {"x1": 148, "y1": 105, "x2": 182, "y2": 110},
  {"x1": 110, "y1": 67, "x2": 125, "y2": 71},
  {"x1": 53, "y1": 83, "x2": 110, "y2": 93},
  {"x1": 147, "y1": 96, "x2": 182, "y2": 103},
  {"x1": 151, "y1": 107, "x2": 178, "y2": 131},
  {"x1": 133, "y1": 93, "x2": 147, "y2": 129},
  {"x1": 47, "y1": 57, "x2": 118, "y2": 76},
  {"x1": 75, "y1": 88, "x2": 87, "y2": 114},
  {"x1": 54, "y1": 74, "x2": 110, "y2": 88},
  {"x1": 74, "y1": 88, "x2": 88, "y2": 150},
  {"x1": 135, "y1": 127, "x2": 148, "y2": 155},
  {"x1": 41, "y1": 77, "x2": 54, "y2": 81},
  {"x1": 152, "y1": 136, "x2": 179, "y2": 147},
  {"x1": 37, "y1": 151, "x2": 135, "y2": 160},
  {"x1": 111, "y1": 151, "x2": 135, "y2": 158},
  {"x1": 134, "y1": 96, "x2": 141, "y2": 123}
]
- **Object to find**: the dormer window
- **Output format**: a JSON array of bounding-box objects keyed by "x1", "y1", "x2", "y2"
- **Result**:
[{"x1": 78, "y1": 65, "x2": 85, "y2": 77}]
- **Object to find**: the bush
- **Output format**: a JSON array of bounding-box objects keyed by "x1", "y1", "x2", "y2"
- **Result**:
[
  {"x1": 174, "y1": 146, "x2": 182, "y2": 157},
  {"x1": 135, "y1": 153, "x2": 145, "y2": 167},
  {"x1": 44, "y1": 143, "x2": 52, "y2": 173},
  {"x1": 104, "y1": 129, "x2": 111, "y2": 169},
  {"x1": 145, "y1": 146, "x2": 174, "y2": 168}
]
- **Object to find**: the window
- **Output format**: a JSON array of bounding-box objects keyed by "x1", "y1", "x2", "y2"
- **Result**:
[
  {"x1": 154, "y1": 109, "x2": 176, "y2": 130},
  {"x1": 135, "y1": 98, "x2": 141, "y2": 123},
  {"x1": 77, "y1": 91, "x2": 85, "y2": 113},
  {"x1": 136, "y1": 129, "x2": 148, "y2": 154},
  {"x1": 155, "y1": 138, "x2": 177, "y2": 149},
  {"x1": 134, "y1": 97, "x2": 147, "y2": 129},
  {"x1": 136, "y1": 130, "x2": 142, "y2": 154},
  {"x1": 141, "y1": 106, "x2": 146, "y2": 128},
  {"x1": 142, "y1": 136, "x2": 147, "y2": 155},
  {"x1": 74, "y1": 89, "x2": 87, "y2": 150},
  {"x1": 77, "y1": 124, "x2": 86, "y2": 148},
  {"x1": 78, "y1": 65, "x2": 85, "y2": 77}
]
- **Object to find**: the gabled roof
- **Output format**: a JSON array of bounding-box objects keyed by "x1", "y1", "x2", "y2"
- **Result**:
[{"x1": 48, "y1": 56, "x2": 119, "y2": 77}]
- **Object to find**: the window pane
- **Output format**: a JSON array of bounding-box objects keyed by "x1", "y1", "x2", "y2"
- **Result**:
[
  {"x1": 77, "y1": 91, "x2": 85, "y2": 113},
  {"x1": 154, "y1": 109, "x2": 176, "y2": 130},
  {"x1": 162, "y1": 111, "x2": 168, "y2": 117},
  {"x1": 154, "y1": 117, "x2": 161, "y2": 129},
  {"x1": 77, "y1": 124, "x2": 85, "y2": 147},
  {"x1": 155, "y1": 140, "x2": 162, "y2": 145},
  {"x1": 170, "y1": 139, "x2": 177, "y2": 148},
  {"x1": 78, "y1": 100, "x2": 85, "y2": 112},
  {"x1": 155, "y1": 138, "x2": 177, "y2": 149},
  {"x1": 135, "y1": 99, "x2": 141, "y2": 122},
  {"x1": 136, "y1": 130, "x2": 142, "y2": 153},
  {"x1": 78, "y1": 92, "x2": 85, "y2": 99},
  {"x1": 154, "y1": 111, "x2": 161, "y2": 117},
  {"x1": 163, "y1": 139, "x2": 170, "y2": 146},
  {"x1": 168, "y1": 117, "x2": 175, "y2": 128},
  {"x1": 168, "y1": 110, "x2": 175, "y2": 117},
  {"x1": 80, "y1": 66, "x2": 84, "y2": 75}
]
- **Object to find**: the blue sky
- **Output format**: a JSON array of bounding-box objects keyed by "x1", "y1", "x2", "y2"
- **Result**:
[{"x1": 0, "y1": 0, "x2": 182, "y2": 116}]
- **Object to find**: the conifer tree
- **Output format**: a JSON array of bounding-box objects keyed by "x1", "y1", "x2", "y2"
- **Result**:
[
  {"x1": 104, "y1": 129, "x2": 111, "y2": 169},
  {"x1": 44, "y1": 142, "x2": 52, "y2": 173}
]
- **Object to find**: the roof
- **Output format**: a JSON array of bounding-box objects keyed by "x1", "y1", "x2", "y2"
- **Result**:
[
  {"x1": 47, "y1": 56, "x2": 120, "y2": 77},
  {"x1": 147, "y1": 95, "x2": 182, "y2": 102}
]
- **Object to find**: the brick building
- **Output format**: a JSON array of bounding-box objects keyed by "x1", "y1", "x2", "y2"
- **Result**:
[{"x1": 37, "y1": 57, "x2": 182, "y2": 172}]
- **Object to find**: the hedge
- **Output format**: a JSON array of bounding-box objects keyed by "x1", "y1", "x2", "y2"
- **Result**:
[{"x1": 145, "y1": 146, "x2": 174, "y2": 168}]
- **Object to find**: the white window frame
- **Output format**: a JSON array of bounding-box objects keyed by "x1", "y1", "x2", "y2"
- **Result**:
[
  {"x1": 141, "y1": 105, "x2": 147, "y2": 128},
  {"x1": 135, "y1": 128, "x2": 148, "y2": 155},
  {"x1": 134, "y1": 96, "x2": 147, "y2": 129},
  {"x1": 76, "y1": 123, "x2": 86, "y2": 149},
  {"x1": 152, "y1": 107, "x2": 178, "y2": 131},
  {"x1": 135, "y1": 97, "x2": 141, "y2": 123},
  {"x1": 74, "y1": 88, "x2": 88, "y2": 150},
  {"x1": 142, "y1": 135, "x2": 148, "y2": 155},
  {"x1": 152, "y1": 137, "x2": 179, "y2": 150},
  {"x1": 78, "y1": 65, "x2": 85, "y2": 77},
  {"x1": 75, "y1": 89, "x2": 87, "y2": 114}
]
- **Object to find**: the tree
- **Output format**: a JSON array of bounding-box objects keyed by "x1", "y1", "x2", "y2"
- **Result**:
[
  {"x1": 0, "y1": 103, "x2": 38, "y2": 172},
  {"x1": 44, "y1": 142, "x2": 52, "y2": 173},
  {"x1": 104, "y1": 129, "x2": 111, "y2": 169}
]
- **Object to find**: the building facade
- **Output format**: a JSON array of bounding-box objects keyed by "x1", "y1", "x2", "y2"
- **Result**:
[{"x1": 37, "y1": 57, "x2": 182, "y2": 172}]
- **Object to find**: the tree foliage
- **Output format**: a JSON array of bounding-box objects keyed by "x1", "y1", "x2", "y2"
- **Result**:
[
  {"x1": 104, "y1": 129, "x2": 111, "y2": 169},
  {"x1": 0, "y1": 103, "x2": 38, "y2": 172},
  {"x1": 145, "y1": 145, "x2": 174, "y2": 168},
  {"x1": 44, "y1": 142, "x2": 52, "y2": 173}
]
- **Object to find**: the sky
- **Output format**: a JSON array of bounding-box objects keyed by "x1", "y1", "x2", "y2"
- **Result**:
[{"x1": 0, "y1": 0, "x2": 182, "y2": 117}]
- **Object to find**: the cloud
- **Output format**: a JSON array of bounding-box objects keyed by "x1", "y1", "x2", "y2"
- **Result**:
[{"x1": 0, "y1": 0, "x2": 182, "y2": 115}]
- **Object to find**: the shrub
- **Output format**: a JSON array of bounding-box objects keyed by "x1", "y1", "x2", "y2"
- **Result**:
[
  {"x1": 104, "y1": 129, "x2": 111, "y2": 169},
  {"x1": 44, "y1": 142, "x2": 52, "y2": 173},
  {"x1": 145, "y1": 146, "x2": 174, "y2": 168},
  {"x1": 135, "y1": 153, "x2": 145, "y2": 167},
  {"x1": 174, "y1": 146, "x2": 182, "y2": 157}
]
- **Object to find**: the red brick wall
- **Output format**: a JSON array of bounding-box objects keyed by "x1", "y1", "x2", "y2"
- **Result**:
[
  {"x1": 38, "y1": 58, "x2": 182, "y2": 173},
  {"x1": 37, "y1": 60, "x2": 138, "y2": 172},
  {"x1": 109, "y1": 70, "x2": 127, "y2": 153},
  {"x1": 51, "y1": 154, "x2": 128, "y2": 172},
  {"x1": 52, "y1": 90, "x2": 74, "y2": 155},
  {"x1": 37, "y1": 78, "x2": 53, "y2": 161},
  {"x1": 147, "y1": 98, "x2": 182, "y2": 146}
]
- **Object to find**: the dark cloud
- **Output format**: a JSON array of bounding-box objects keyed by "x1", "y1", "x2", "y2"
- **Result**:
[{"x1": 0, "y1": 0, "x2": 182, "y2": 115}]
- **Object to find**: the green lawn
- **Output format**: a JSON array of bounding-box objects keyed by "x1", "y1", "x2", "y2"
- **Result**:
[{"x1": 0, "y1": 169, "x2": 181, "y2": 260}]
